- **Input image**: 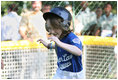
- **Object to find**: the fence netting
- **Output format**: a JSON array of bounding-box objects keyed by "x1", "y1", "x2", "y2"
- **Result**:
[
  {"x1": 1, "y1": 36, "x2": 117, "y2": 79},
  {"x1": 1, "y1": 1, "x2": 117, "y2": 79}
]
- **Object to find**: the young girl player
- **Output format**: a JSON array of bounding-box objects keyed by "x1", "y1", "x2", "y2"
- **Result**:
[{"x1": 37, "y1": 7, "x2": 85, "y2": 79}]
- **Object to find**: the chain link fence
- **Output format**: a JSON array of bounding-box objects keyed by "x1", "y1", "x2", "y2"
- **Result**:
[
  {"x1": 1, "y1": 36, "x2": 117, "y2": 79},
  {"x1": 1, "y1": 1, "x2": 117, "y2": 35},
  {"x1": 1, "y1": 1, "x2": 117, "y2": 79},
  {"x1": 42, "y1": 1, "x2": 117, "y2": 15},
  {"x1": 1, "y1": 1, "x2": 117, "y2": 16}
]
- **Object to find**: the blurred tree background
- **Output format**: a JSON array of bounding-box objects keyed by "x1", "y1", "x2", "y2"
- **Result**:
[
  {"x1": 1, "y1": 1, "x2": 24, "y2": 16},
  {"x1": 1, "y1": 1, "x2": 117, "y2": 17}
]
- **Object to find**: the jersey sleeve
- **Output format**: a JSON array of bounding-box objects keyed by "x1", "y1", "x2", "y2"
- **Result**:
[{"x1": 69, "y1": 37, "x2": 83, "y2": 51}]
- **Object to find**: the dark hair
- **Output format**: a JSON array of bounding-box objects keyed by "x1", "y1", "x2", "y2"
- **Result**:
[
  {"x1": 43, "y1": 4, "x2": 51, "y2": 7},
  {"x1": 8, "y1": 4, "x2": 18, "y2": 12},
  {"x1": 41, "y1": 4, "x2": 51, "y2": 11},
  {"x1": 104, "y1": 3, "x2": 112, "y2": 8},
  {"x1": 96, "y1": 7, "x2": 101, "y2": 9}
]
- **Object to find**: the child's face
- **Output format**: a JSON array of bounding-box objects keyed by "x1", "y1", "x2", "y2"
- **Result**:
[{"x1": 46, "y1": 19, "x2": 62, "y2": 38}]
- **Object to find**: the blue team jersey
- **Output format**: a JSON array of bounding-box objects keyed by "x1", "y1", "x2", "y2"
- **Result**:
[{"x1": 55, "y1": 32, "x2": 83, "y2": 72}]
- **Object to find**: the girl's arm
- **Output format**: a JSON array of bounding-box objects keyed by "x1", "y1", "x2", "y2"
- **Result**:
[
  {"x1": 48, "y1": 36, "x2": 82, "y2": 56},
  {"x1": 37, "y1": 39, "x2": 55, "y2": 49}
]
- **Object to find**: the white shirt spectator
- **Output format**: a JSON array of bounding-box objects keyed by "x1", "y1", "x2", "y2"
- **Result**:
[
  {"x1": 20, "y1": 11, "x2": 47, "y2": 41},
  {"x1": 89, "y1": 11, "x2": 103, "y2": 27},
  {"x1": 76, "y1": 7, "x2": 92, "y2": 33},
  {"x1": 1, "y1": 12, "x2": 21, "y2": 41},
  {"x1": 74, "y1": 21, "x2": 84, "y2": 35},
  {"x1": 101, "y1": 13, "x2": 117, "y2": 37}
]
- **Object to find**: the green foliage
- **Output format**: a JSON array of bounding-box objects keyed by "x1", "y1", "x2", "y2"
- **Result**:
[
  {"x1": 1, "y1": 1, "x2": 117, "y2": 16},
  {"x1": 1, "y1": 1, "x2": 24, "y2": 16}
]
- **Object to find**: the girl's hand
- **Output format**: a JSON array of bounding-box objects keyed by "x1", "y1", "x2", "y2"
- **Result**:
[
  {"x1": 37, "y1": 39, "x2": 44, "y2": 43},
  {"x1": 37, "y1": 39, "x2": 47, "y2": 45},
  {"x1": 48, "y1": 35, "x2": 60, "y2": 44},
  {"x1": 37, "y1": 39, "x2": 49, "y2": 48}
]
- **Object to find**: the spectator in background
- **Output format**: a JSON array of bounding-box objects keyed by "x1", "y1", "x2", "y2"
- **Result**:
[
  {"x1": 113, "y1": 14, "x2": 117, "y2": 37},
  {"x1": 100, "y1": 3, "x2": 117, "y2": 37},
  {"x1": 41, "y1": 4, "x2": 51, "y2": 13},
  {"x1": 19, "y1": 1, "x2": 47, "y2": 42},
  {"x1": 65, "y1": 4, "x2": 84, "y2": 36},
  {"x1": 94, "y1": 7, "x2": 103, "y2": 36},
  {"x1": 76, "y1": 1, "x2": 92, "y2": 35},
  {"x1": 19, "y1": 1, "x2": 47, "y2": 79},
  {"x1": 1, "y1": 4, "x2": 21, "y2": 41},
  {"x1": 85, "y1": 7, "x2": 103, "y2": 36},
  {"x1": 1, "y1": 4, "x2": 22, "y2": 79}
]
